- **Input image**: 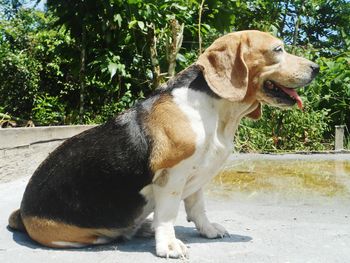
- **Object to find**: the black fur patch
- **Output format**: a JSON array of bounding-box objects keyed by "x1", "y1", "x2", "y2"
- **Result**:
[
  {"x1": 157, "y1": 64, "x2": 219, "y2": 99},
  {"x1": 20, "y1": 64, "x2": 215, "y2": 229},
  {"x1": 188, "y1": 65, "x2": 220, "y2": 99},
  {"x1": 21, "y1": 108, "x2": 153, "y2": 228}
]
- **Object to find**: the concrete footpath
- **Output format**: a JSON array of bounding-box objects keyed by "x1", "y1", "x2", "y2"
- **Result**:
[
  {"x1": 1, "y1": 178, "x2": 349, "y2": 263},
  {"x1": 0, "y1": 136, "x2": 350, "y2": 262}
]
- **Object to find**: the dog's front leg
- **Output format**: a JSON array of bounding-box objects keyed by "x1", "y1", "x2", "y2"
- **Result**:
[
  {"x1": 152, "y1": 170, "x2": 188, "y2": 259},
  {"x1": 185, "y1": 189, "x2": 229, "y2": 238}
]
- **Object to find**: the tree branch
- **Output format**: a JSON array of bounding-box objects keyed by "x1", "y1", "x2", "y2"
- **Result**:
[
  {"x1": 167, "y1": 19, "x2": 184, "y2": 78},
  {"x1": 147, "y1": 23, "x2": 161, "y2": 88},
  {"x1": 198, "y1": 0, "x2": 205, "y2": 55}
]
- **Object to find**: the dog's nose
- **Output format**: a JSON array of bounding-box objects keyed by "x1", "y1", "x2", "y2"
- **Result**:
[{"x1": 310, "y1": 63, "x2": 320, "y2": 76}]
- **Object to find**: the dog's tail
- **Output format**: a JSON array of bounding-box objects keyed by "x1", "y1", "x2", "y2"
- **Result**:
[{"x1": 8, "y1": 209, "x2": 26, "y2": 232}]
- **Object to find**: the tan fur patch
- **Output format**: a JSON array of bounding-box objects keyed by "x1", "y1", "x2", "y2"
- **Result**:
[
  {"x1": 197, "y1": 35, "x2": 249, "y2": 102},
  {"x1": 147, "y1": 94, "x2": 196, "y2": 172},
  {"x1": 22, "y1": 216, "x2": 120, "y2": 248}
]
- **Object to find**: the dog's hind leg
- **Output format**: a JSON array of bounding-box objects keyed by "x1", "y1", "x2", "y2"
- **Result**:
[{"x1": 22, "y1": 216, "x2": 119, "y2": 248}]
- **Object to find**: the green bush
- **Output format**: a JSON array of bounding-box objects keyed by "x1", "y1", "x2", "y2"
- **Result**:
[
  {"x1": 0, "y1": 8, "x2": 76, "y2": 125},
  {"x1": 82, "y1": 88, "x2": 136, "y2": 124},
  {"x1": 236, "y1": 105, "x2": 331, "y2": 152},
  {"x1": 305, "y1": 52, "x2": 350, "y2": 132},
  {"x1": 32, "y1": 94, "x2": 65, "y2": 125},
  {"x1": 0, "y1": 50, "x2": 41, "y2": 119}
]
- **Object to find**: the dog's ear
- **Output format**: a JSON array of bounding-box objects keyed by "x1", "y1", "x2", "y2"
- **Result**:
[
  {"x1": 246, "y1": 103, "x2": 262, "y2": 119},
  {"x1": 197, "y1": 34, "x2": 248, "y2": 101}
]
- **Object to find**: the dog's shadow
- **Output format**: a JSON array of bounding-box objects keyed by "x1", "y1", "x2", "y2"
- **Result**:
[{"x1": 9, "y1": 225, "x2": 252, "y2": 255}]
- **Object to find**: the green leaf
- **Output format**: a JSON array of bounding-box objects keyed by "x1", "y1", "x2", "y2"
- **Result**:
[
  {"x1": 137, "y1": 21, "x2": 145, "y2": 30},
  {"x1": 108, "y1": 62, "x2": 118, "y2": 79},
  {"x1": 128, "y1": 20, "x2": 138, "y2": 29},
  {"x1": 176, "y1": 53, "x2": 187, "y2": 63},
  {"x1": 114, "y1": 14, "x2": 122, "y2": 28},
  {"x1": 170, "y1": 3, "x2": 187, "y2": 11},
  {"x1": 127, "y1": 0, "x2": 141, "y2": 4}
]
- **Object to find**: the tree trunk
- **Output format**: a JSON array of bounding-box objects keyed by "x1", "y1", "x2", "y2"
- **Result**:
[
  {"x1": 292, "y1": 15, "x2": 301, "y2": 50},
  {"x1": 79, "y1": 23, "x2": 86, "y2": 123},
  {"x1": 167, "y1": 19, "x2": 184, "y2": 78},
  {"x1": 279, "y1": 0, "x2": 290, "y2": 37},
  {"x1": 198, "y1": 0, "x2": 205, "y2": 55},
  {"x1": 292, "y1": 0, "x2": 304, "y2": 53},
  {"x1": 147, "y1": 23, "x2": 161, "y2": 89}
]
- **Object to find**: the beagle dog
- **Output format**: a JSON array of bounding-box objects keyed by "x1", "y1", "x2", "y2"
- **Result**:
[{"x1": 8, "y1": 30, "x2": 319, "y2": 258}]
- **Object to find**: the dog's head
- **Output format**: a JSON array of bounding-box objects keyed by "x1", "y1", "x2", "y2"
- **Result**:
[{"x1": 197, "y1": 30, "x2": 319, "y2": 119}]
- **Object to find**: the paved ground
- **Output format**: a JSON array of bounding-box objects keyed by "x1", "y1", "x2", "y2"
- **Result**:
[
  {"x1": 0, "y1": 141, "x2": 63, "y2": 183},
  {"x1": 1, "y1": 143, "x2": 350, "y2": 262}
]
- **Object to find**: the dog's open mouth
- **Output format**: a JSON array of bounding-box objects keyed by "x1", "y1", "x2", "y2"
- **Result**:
[{"x1": 263, "y1": 80, "x2": 303, "y2": 109}]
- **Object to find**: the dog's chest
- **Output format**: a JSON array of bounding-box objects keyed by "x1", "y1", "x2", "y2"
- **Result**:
[
  {"x1": 182, "y1": 135, "x2": 232, "y2": 198},
  {"x1": 172, "y1": 88, "x2": 238, "y2": 198}
]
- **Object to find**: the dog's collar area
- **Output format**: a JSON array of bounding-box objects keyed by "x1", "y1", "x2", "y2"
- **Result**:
[{"x1": 263, "y1": 80, "x2": 303, "y2": 109}]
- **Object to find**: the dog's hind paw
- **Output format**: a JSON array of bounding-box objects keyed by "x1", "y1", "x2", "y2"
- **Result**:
[{"x1": 135, "y1": 219, "x2": 154, "y2": 238}]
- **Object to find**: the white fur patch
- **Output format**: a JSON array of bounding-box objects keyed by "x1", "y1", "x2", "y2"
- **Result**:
[
  {"x1": 51, "y1": 241, "x2": 86, "y2": 248},
  {"x1": 170, "y1": 87, "x2": 256, "y2": 198},
  {"x1": 93, "y1": 237, "x2": 111, "y2": 245}
]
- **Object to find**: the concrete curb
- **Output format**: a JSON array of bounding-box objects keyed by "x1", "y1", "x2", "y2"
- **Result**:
[{"x1": 0, "y1": 125, "x2": 96, "y2": 150}]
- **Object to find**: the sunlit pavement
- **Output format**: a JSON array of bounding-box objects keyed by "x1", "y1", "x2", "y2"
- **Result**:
[{"x1": 1, "y1": 152, "x2": 350, "y2": 263}]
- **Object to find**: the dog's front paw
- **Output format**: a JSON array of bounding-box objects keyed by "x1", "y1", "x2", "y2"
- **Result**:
[
  {"x1": 199, "y1": 222, "x2": 229, "y2": 239},
  {"x1": 156, "y1": 238, "x2": 188, "y2": 259}
]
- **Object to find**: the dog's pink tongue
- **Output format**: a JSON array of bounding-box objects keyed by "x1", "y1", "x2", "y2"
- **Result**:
[{"x1": 280, "y1": 86, "x2": 303, "y2": 109}]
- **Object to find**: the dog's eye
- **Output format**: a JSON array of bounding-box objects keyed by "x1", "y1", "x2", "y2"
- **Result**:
[{"x1": 273, "y1": 46, "x2": 284, "y2": 53}]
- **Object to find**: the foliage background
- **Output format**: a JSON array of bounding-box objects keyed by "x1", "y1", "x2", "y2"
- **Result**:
[{"x1": 0, "y1": 0, "x2": 349, "y2": 152}]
